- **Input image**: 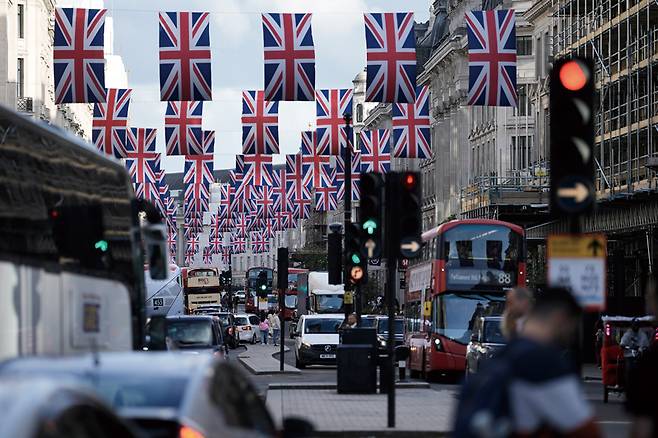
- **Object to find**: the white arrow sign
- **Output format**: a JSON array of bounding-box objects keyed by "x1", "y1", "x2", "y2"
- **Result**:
[
  {"x1": 557, "y1": 182, "x2": 590, "y2": 203},
  {"x1": 400, "y1": 241, "x2": 421, "y2": 253},
  {"x1": 364, "y1": 239, "x2": 377, "y2": 258}
]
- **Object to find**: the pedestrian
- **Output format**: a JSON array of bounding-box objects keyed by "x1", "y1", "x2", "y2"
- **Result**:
[
  {"x1": 501, "y1": 287, "x2": 533, "y2": 340},
  {"x1": 620, "y1": 317, "x2": 650, "y2": 385},
  {"x1": 258, "y1": 314, "x2": 269, "y2": 345},
  {"x1": 340, "y1": 313, "x2": 358, "y2": 330},
  {"x1": 454, "y1": 287, "x2": 600, "y2": 437},
  {"x1": 594, "y1": 321, "x2": 604, "y2": 368},
  {"x1": 271, "y1": 311, "x2": 281, "y2": 346},
  {"x1": 626, "y1": 276, "x2": 658, "y2": 438}
]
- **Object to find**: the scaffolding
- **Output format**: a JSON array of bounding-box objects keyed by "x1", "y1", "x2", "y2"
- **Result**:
[{"x1": 555, "y1": 0, "x2": 658, "y2": 196}]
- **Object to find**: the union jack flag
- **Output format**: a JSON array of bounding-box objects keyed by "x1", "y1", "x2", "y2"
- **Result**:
[
  {"x1": 285, "y1": 153, "x2": 312, "y2": 200},
  {"x1": 53, "y1": 8, "x2": 107, "y2": 104},
  {"x1": 218, "y1": 184, "x2": 233, "y2": 218},
  {"x1": 250, "y1": 231, "x2": 269, "y2": 254},
  {"x1": 360, "y1": 129, "x2": 391, "y2": 173},
  {"x1": 256, "y1": 185, "x2": 275, "y2": 219},
  {"x1": 233, "y1": 214, "x2": 248, "y2": 238},
  {"x1": 243, "y1": 154, "x2": 273, "y2": 186},
  {"x1": 465, "y1": 10, "x2": 517, "y2": 107},
  {"x1": 184, "y1": 182, "x2": 210, "y2": 214},
  {"x1": 262, "y1": 219, "x2": 275, "y2": 239},
  {"x1": 242, "y1": 91, "x2": 279, "y2": 155},
  {"x1": 231, "y1": 234, "x2": 247, "y2": 254},
  {"x1": 165, "y1": 101, "x2": 203, "y2": 156},
  {"x1": 183, "y1": 131, "x2": 214, "y2": 186},
  {"x1": 209, "y1": 231, "x2": 223, "y2": 254},
  {"x1": 336, "y1": 151, "x2": 361, "y2": 202},
  {"x1": 159, "y1": 11, "x2": 212, "y2": 101},
  {"x1": 262, "y1": 13, "x2": 315, "y2": 102},
  {"x1": 92, "y1": 88, "x2": 131, "y2": 158},
  {"x1": 272, "y1": 168, "x2": 293, "y2": 213},
  {"x1": 292, "y1": 196, "x2": 312, "y2": 220},
  {"x1": 364, "y1": 12, "x2": 417, "y2": 104},
  {"x1": 187, "y1": 234, "x2": 200, "y2": 254},
  {"x1": 314, "y1": 165, "x2": 338, "y2": 212},
  {"x1": 300, "y1": 131, "x2": 330, "y2": 188},
  {"x1": 202, "y1": 246, "x2": 213, "y2": 264},
  {"x1": 125, "y1": 128, "x2": 159, "y2": 183},
  {"x1": 392, "y1": 85, "x2": 431, "y2": 158},
  {"x1": 184, "y1": 251, "x2": 194, "y2": 266},
  {"x1": 272, "y1": 213, "x2": 286, "y2": 232},
  {"x1": 316, "y1": 89, "x2": 353, "y2": 155},
  {"x1": 235, "y1": 155, "x2": 245, "y2": 173},
  {"x1": 167, "y1": 229, "x2": 177, "y2": 259},
  {"x1": 220, "y1": 246, "x2": 232, "y2": 265}
]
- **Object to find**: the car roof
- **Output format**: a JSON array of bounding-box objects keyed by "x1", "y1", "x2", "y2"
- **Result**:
[
  {"x1": 0, "y1": 352, "x2": 212, "y2": 379},
  {"x1": 302, "y1": 314, "x2": 345, "y2": 320},
  {"x1": 167, "y1": 315, "x2": 216, "y2": 322}
]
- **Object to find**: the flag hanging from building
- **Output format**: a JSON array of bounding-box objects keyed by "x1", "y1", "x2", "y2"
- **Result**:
[
  {"x1": 336, "y1": 151, "x2": 361, "y2": 202},
  {"x1": 165, "y1": 101, "x2": 203, "y2": 156},
  {"x1": 233, "y1": 214, "x2": 248, "y2": 238},
  {"x1": 272, "y1": 168, "x2": 293, "y2": 214},
  {"x1": 209, "y1": 231, "x2": 223, "y2": 254},
  {"x1": 53, "y1": 8, "x2": 107, "y2": 104},
  {"x1": 250, "y1": 231, "x2": 269, "y2": 253},
  {"x1": 242, "y1": 91, "x2": 279, "y2": 155},
  {"x1": 360, "y1": 129, "x2": 391, "y2": 173},
  {"x1": 262, "y1": 13, "x2": 315, "y2": 102},
  {"x1": 243, "y1": 154, "x2": 274, "y2": 186},
  {"x1": 125, "y1": 128, "x2": 159, "y2": 183},
  {"x1": 314, "y1": 165, "x2": 338, "y2": 212},
  {"x1": 300, "y1": 131, "x2": 330, "y2": 188},
  {"x1": 218, "y1": 184, "x2": 233, "y2": 218},
  {"x1": 392, "y1": 85, "x2": 431, "y2": 158},
  {"x1": 316, "y1": 89, "x2": 353, "y2": 156},
  {"x1": 159, "y1": 11, "x2": 212, "y2": 101},
  {"x1": 465, "y1": 9, "x2": 517, "y2": 107},
  {"x1": 364, "y1": 12, "x2": 416, "y2": 104},
  {"x1": 92, "y1": 88, "x2": 131, "y2": 158},
  {"x1": 167, "y1": 229, "x2": 177, "y2": 259}
]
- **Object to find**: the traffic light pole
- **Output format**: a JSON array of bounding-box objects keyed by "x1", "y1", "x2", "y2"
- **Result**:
[
  {"x1": 385, "y1": 178, "x2": 397, "y2": 429},
  {"x1": 343, "y1": 113, "x2": 353, "y2": 320}
]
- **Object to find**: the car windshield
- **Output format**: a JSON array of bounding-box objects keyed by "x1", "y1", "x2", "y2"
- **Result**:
[
  {"x1": 304, "y1": 318, "x2": 342, "y2": 334},
  {"x1": 284, "y1": 295, "x2": 297, "y2": 308},
  {"x1": 166, "y1": 320, "x2": 213, "y2": 346},
  {"x1": 316, "y1": 294, "x2": 343, "y2": 313},
  {"x1": 360, "y1": 317, "x2": 377, "y2": 328},
  {"x1": 95, "y1": 374, "x2": 188, "y2": 409},
  {"x1": 377, "y1": 319, "x2": 404, "y2": 335},
  {"x1": 234, "y1": 316, "x2": 249, "y2": 326},
  {"x1": 483, "y1": 320, "x2": 505, "y2": 344},
  {"x1": 217, "y1": 314, "x2": 231, "y2": 327}
]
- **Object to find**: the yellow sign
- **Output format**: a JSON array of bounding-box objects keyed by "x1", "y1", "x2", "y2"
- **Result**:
[
  {"x1": 344, "y1": 291, "x2": 354, "y2": 305},
  {"x1": 423, "y1": 301, "x2": 432, "y2": 317},
  {"x1": 547, "y1": 234, "x2": 606, "y2": 258}
]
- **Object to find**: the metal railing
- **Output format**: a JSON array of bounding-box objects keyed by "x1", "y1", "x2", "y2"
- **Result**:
[{"x1": 16, "y1": 97, "x2": 33, "y2": 113}]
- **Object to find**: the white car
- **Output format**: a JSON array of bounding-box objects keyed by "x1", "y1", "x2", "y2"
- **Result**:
[
  {"x1": 292, "y1": 314, "x2": 344, "y2": 368},
  {"x1": 233, "y1": 313, "x2": 260, "y2": 344}
]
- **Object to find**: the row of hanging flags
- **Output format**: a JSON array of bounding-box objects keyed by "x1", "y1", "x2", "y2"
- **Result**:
[{"x1": 54, "y1": 7, "x2": 517, "y2": 265}]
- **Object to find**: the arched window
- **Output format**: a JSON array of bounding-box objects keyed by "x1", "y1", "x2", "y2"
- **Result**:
[{"x1": 356, "y1": 104, "x2": 364, "y2": 122}]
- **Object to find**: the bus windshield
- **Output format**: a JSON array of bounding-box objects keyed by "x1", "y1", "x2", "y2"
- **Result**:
[
  {"x1": 432, "y1": 293, "x2": 505, "y2": 344},
  {"x1": 188, "y1": 269, "x2": 217, "y2": 278},
  {"x1": 441, "y1": 224, "x2": 522, "y2": 291}
]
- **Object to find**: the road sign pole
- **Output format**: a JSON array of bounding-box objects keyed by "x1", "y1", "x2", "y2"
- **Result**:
[
  {"x1": 385, "y1": 175, "x2": 397, "y2": 429},
  {"x1": 343, "y1": 113, "x2": 353, "y2": 319}
]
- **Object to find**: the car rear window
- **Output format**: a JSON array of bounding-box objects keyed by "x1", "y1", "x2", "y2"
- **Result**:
[
  {"x1": 96, "y1": 375, "x2": 188, "y2": 409},
  {"x1": 234, "y1": 317, "x2": 249, "y2": 326},
  {"x1": 248, "y1": 316, "x2": 260, "y2": 325},
  {"x1": 166, "y1": 320, "x2": 213, "y2": 347}
]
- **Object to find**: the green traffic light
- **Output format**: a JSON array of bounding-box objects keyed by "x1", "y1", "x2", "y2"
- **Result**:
[
  {"x1": 94, "y1": 240, "x2": 108, "y2": 252},
  {"x1": 362, "y1": 219, "x2": 377, "y2": 235},
  {"x1": 351, "y1": 253, "x2": 361, "y2": 264},
  {"x1": 261, "y1": 285, "x2": 266, "y2": 290}
]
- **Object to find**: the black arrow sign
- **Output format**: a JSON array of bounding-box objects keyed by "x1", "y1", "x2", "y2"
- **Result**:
[{"x1": 588, "y1": 239, "x2": 603, "y2": 256}]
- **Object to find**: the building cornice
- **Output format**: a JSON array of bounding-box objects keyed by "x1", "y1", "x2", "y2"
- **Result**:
[
  {"x1": 418, "y1": 31, "x2": 467, "y2": 85},
  {"x1": 523, "y1": 0, "x2": 553, "y2": 22}
]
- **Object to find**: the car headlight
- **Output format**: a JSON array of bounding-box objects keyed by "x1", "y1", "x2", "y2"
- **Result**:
[
  {"x1": 301, "y1": 342, "x2": 311, "y2": 349},
  {"x1": 379, "y1": 339, "x2": 387, "y2": 348}
]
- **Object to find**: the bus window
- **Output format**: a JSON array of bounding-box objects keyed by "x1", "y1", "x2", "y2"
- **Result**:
[{"x1": 432, "y1": 293, "x2": 505, "y2": 345}]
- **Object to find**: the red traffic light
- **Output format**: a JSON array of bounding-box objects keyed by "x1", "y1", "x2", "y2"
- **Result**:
[
  {"x1": 559, "y1": 60, "x2": 589, "y2": 91},
  {"x1": 402, "y1": 173, "x2": 417, "y2": 190}
]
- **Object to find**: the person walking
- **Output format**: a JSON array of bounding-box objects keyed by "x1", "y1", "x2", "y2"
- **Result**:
[
  {"x1": 258, "y1": 314, "x2": 269, "y2": 345},
  {"x1": 270, "y1": 311, "x2": 281, "y2": 346},
  {"x1": 454, "y1": 288, "x2": 600, "y2": 437}
]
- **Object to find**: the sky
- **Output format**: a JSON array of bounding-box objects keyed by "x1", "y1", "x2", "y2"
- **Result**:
[{"x1": 65, "y1": 0, "x2": 430, "y2": 172}]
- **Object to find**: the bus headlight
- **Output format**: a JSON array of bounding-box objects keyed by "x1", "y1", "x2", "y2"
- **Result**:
[{"x1": 433, "y1": 338, "x2": 442, "y2": 352}]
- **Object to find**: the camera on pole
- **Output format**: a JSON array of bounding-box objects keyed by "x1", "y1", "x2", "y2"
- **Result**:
[
  {"x1": 345, "y1": 222, "x2": 367, "y2": 285},
  {"x1": 359, "y1": 173, "x2": 384, "y2": 260},
  {"x1": 550, "y1": 57, "x2": 595, "y2": 216}
]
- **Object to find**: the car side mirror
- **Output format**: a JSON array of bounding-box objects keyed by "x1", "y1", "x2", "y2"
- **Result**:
[{"x1": 281, "y1": 417, "x2": 314, "y2": 438}]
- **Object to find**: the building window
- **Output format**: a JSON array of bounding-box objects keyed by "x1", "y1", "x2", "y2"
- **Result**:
[
  {"x1": 517, "y1": 36, "x2": 532, "y2": 56},
  {"x1": 509, "y1": 136, "x2": 532, "y2": 172},
  {"x1": 356, "y1": 104, "x2": 363, "y2": 123},
  {"x1": 516, "y1": 85, "x2": 529, "y2": 116},
  {"x1": 17, "y1": 4, "x2": 24, "y2": 39},
  {"x1": 17, "y1": 58, "x2": 24, "y2": 98}
]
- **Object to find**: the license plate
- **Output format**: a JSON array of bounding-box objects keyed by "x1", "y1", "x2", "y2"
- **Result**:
[
  {"x1": 319, "y1": 354, "x2": 336, "y2": 359},
  {"x1": 153, "y1": 298, "x2": 164, "y2": 307}
]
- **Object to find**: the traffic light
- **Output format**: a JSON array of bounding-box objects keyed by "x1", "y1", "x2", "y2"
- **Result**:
[
  {"x1": 386, "y1": 172, "x2": 422, "y2": 259},
  {"x1": 277, "y1": 247, "x2": 289, "y2": 289},
  {"x1": 256, "y1": 270, "x2": 268, "y2": 298},
  {"x1": 327, "y1": 226, "x2": 342, "y2": 285},
  {"x1": 550, "y1": 57, "x2": 595, "y2": 216},
  {"x1": 345, "y1": 222, "x2": 367, "y2": 285},
  {"x1": 359, "y1": 173, "x2": 384, "y2": 259}
]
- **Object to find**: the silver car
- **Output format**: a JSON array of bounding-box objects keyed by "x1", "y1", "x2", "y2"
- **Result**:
[{"x1": 234, "y1": 313, "x2": 261, "y2": 344}]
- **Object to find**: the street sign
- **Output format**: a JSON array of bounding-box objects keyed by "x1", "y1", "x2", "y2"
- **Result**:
[
  {"x1": 423, "y1": 301, "x2": 431, "y2": 317},
  {"x1": 547, "y1": 234, "x2": 607, "y2": 311},
  {"x1": 399, "y1": 238, "x2": 421, "y2": 258},
  {"x1": 369, "y1": 258, "x2": 381, "y2": 266},
  {"x1": 258, "y1": 297, "x2": 268, "y2": 311},
  {"x1": 343, "y1": 290, "x2": 354, "y2": 305}
]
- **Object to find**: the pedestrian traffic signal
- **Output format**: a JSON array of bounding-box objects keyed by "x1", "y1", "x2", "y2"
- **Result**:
[
  {"x1": 550, "y1": 57, "x2": 595, "y2": 216},
  {"x1": 256, "y1": 270, "x2": 268, "y2": 298},
  {"x1": 386, "y1": 172, "x2": 422, "y2": 259},
  {"x1": 345, "y1": 222, "x2": 367, "y2": 285},
  {"x1": 359, "y1": 173, "x2": 384, "y2": 259},
  {"x1": 327, "y1": 226, "x2": 342, "y2": 285},
  {"x1": 277, "y1": 247, "x2": 289, "y2": 289}
]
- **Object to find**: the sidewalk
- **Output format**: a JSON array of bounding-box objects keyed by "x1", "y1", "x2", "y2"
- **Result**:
[
  {"x1": 266, "y1": 387, "x2": 455, "y2": 435},
  {"x1": 583, "y1": 363, "x2": 602, "y2": 381},
  {"x1": 237, "y1": 343, "x2": 301, "y2": 375}
]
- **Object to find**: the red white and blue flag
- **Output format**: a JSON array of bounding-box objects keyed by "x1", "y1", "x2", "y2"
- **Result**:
[
  {"x1": 300, "y1": 131, "x2": 330, "y2": 188},
  {"x1": 272, "y1": 168, "x2": 293, "y2": 214},
  {"x1": 218, "y1": 184, "x2": 233, "y2": 218},
  {"x1": 231, "y1": 234, "x2": 247, "y2": 254},
  {"x1": 314, "y1": 166, "x2": 338, "y2": 212},
  {"x1": 92, "y1": 88, "x2": 131, "y2": 158},
  {"x1": 392, "y1": 85, "x2": 431, "y2": 158},
  {"x1": 165, "y1": 101, "x2": 203, "y2": 156},
  {"x1": 53, "y1": 8, "x2": 107, "y2": 104},
  {"x1": 242, "y1": 91, "x2": 279, "y2": 155},
  {"x1": 250, "y1": 231, "x2": 269, "y2": 254},
  {"x1": 183, "y1": 130, "x2": 214, "y2": 186},
  {"x1": 286, "y1": 153, "x2": 312, "y2": 201},
  {"x1": 125, "y1": 128, "x2": 159, "y2": 183},
  {"x1": 364, "y1": 12, "x2": 417, "y2": 104},
  {"x1": 202, "y1": 246, "x2": 213, "y2": 264},
  {"x1": 209, "y1": 231, "x2": 223, "y2": 255},
  {"x1": 316, "y1": 89, "x2": 353, "y2": 155},
  {"x1": 184, "y1": 251, "x2": 194, "y2": 265},
  {"x1": 184, "y1": 182, "x2": 210, "y2": 215},
  {"x1": 262, "y1": 13, "x2": 315, "y2": 102},
  {"x1": 465, "y1": 9, "x2": 517, "y2": 107},
  {"x1": 336, "y1": 151, "x2": 361, "y2": 202},
  {"x1": 243, "y1": 154, "x2": 273, "y2": 187},
  {"x1": 233, "y1": 214, "x2": 248, "y2": 238},
  {"x1": 256, "y1": 185, "x2": 275, "y2": 219},
  {"x1": 159, "y1": 11, "x2": 212, "y2": 101},
  {"x1": 360, "y1": 129, "x2": 391, "y2": 173},
  {"x1": 167, "y1": 229, "x2": 177, "y2": 259},
  {"x1": 134, "y1": 182, "x2": 164, "y2": 213}
]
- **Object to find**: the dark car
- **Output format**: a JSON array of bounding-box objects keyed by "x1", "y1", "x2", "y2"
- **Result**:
[
  {"x1": 465, "y1": 316, "x2": 506, "y2": 377},
  {"x1": 375, "y1": 316, "x2": 405, "y2": 353},
  {"x1": 0, "y1": 353, "x2": 310, "y2": 438},
  {"x1": 165, "y1": 315, "x2": 227, "y2": 355},
  {"x1": 217, "y1": 312, "x2": 240, "y2": 348}
]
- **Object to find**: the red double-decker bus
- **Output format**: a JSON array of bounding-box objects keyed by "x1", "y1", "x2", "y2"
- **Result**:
[{"x1": 405, "y1": 219, "x2": 526, "y2": 379}]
